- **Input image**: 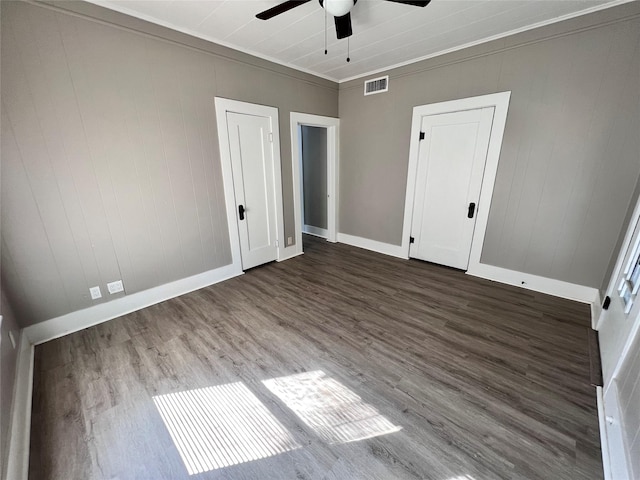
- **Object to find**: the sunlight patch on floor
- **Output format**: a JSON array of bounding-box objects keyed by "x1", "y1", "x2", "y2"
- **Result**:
[
  {"x1": 263, "y1": 370, "x2": 401, "y2": 444},
  {"x1": 153, "y1": 383, "x2": 300, "y2": 475}
]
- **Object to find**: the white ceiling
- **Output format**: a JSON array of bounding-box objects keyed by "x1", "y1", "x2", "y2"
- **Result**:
[{"x1": 87, "y1": 0, "x2": 627, "y2": 82}]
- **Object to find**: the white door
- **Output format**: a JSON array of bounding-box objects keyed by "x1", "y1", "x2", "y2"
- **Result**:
[
  {"x1": 226, "y1": 112, "x2": 278, "y2": 270},
  {"x1": 600, "y1": 216, "x2": 640, "y2": 382},
  {"x1": 410, "y1": 107, "x2": 494, "y2": 269},
  {"x1": 597, "y1": 211, "x2": 640, "y2": 479}
]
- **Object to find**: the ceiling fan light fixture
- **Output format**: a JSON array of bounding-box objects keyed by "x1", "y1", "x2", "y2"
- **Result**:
[{"x1": 324, "y1": 0, "x2": 354, "y2": 17}]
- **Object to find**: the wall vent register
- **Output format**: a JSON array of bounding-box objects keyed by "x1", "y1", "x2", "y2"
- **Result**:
[{"x1": 364, "y1": 76, "x2": 389, "y2": 96}]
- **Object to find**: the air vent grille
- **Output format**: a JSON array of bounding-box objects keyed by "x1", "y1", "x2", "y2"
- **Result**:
[{"x1": 364, "y1": 76, "x2": 389, "y2": 96}]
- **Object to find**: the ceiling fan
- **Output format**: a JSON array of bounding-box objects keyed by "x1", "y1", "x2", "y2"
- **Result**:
[{"x1": 256, "y1": 0, "x2": 431, "y2": 40}]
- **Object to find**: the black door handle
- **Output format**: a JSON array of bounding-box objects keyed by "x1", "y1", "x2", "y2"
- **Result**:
[
  {"x1": 468, "y1": 202, "x2": 476, "y2": 218},
  {"x1": 238, "y1": 204, "x2": 245, "y2": 220}
]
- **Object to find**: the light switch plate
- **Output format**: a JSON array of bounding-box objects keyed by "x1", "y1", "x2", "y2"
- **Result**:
[{"x1": 90, "y1": 286, "x2": 102, "y2": 300}]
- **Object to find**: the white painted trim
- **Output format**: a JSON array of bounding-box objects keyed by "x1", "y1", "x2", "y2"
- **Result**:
[
  {"x1": 598, "y1": 197, "x2": 640, "y2": 330},
  {"x1": 5, "y1": 331, "x2": 34, "y2": 480},
  {"x1": 337, "y1": 233, "x2": 407, "y2": 260},
  {"x1": 330, "y1": 122, "x2": 340, "y2": 244},
  {"x1": 214, "y1": 98, "x2": 286, "y2": 267},
  {"x1": 82, "y1": 0, "x2": 338, "y2": 82},
  {"x1": 338, "y1": 0, "x2": 635, "y2": 84},
  {"x1": 290, "y1": 113, "x2": 340, "y2": 253},
  {"x1": 276, "y1": 249, "x2": 304, "y2": 263},
  {"x1": 299, "y1": 123, "x2": 306, "y2": 248},
  {"x1": 591, "y1": 292, "x2": 603, "y2": 330},
  {"x1": 7, "y1": 260, "x2": 244, "y2": 480},
  {"x1": 401, "y1": 93, "x2": 597, "y2": 305},
  {"x1": 593, "y1": 186, "x2": 640, "y2": 480},
  {"x1": 363, "y1": 75, "x2": 389, "y2": 96},
  {"x1": 601, "y1": 382, "x2": 632, "y2": 479},
  {"x1": 597, "y1": 386, "x2": 613, "y2": 480},
  {"x1": 402, "y1": 92, "x2": 511, "y2": 269},
  {"x1": 83, "y1": 0, "x2": 633, "y2": 85},
  {"x1": 304, "y1": 225, "x2": 328, "y2": 238},
  {"x1": 24, "y1": 263, "x2": 242, "y2": 345},
  {"x1": 466, "y1": 263, "x2": 599, "y2": 304},
  {"x1": 607, "y1": 311, "x2": 640, "y2": 395}
]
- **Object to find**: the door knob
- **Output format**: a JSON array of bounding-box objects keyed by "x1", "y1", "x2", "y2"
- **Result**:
[{"x1": 238, "y1": 204, "x2": 245, "y2": 220}]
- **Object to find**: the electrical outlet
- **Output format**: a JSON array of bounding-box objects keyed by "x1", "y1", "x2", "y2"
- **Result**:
[
  {"x1": 107, "y1": 280, "x2": 124, "y2": 294},
  {"x1": 287, "y1": 236, "x2": 293, "y2": 246},
  {"x1": 8, "y1": 330, "x2": 16, "y2": 349},
  {"x1": 90, "y1": 286, "x2": 102, "y2": 300}
]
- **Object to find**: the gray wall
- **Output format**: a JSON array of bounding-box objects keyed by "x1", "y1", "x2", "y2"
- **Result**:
[
  {"x1": 1, "y1": 290, "x2": 19, "y2": 478},
  {"x1": 339, "y1": 2, "x2": 640, "y2": 289},
  {"x1": 1, "y1": 1, "x2": 338, "y2": 327},
  {"x1": 301, "y1": 126, "x2": 328, "y2": 230}
]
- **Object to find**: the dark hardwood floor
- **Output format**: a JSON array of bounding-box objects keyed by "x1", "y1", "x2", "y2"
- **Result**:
[{"x1": 29, "y1": 235, "x2": 603, "y2": 480}]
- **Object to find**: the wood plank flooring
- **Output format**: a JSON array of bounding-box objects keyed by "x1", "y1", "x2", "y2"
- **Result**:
[{"x1": 29, "y1": 235, "x2": 603, "y2": 480}]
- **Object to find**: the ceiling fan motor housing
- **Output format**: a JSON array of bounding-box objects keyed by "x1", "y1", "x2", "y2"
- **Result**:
[
  {"x1": 321, "y1": 0, "x2": 356, "y2": 17},
  {"x1": 256, "y1": 0, "x2": 427, "y2": 42}
]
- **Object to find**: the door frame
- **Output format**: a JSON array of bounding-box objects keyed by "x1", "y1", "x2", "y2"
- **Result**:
[
  {"x1": 595, "y1": 194, "x2": 640, "y2": 480},
  {"x1": 598, "y1": 194, "x2": 640, "y2": 333},
  {"x1": 290, "y1": 112, "x2": 340, "y2": 254},
  {"x1": 215, "y1": 97, "x2": 285, "y2": 271},
  {"x1": 401, "y1": 91, "x2": 511, "y2": 267}
]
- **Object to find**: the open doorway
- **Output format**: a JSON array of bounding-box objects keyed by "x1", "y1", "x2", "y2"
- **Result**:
[
  {"x1": 300, "y1": 126, "x2": 328, "y2": 239},
  {"x1": 290, "y1": 113, "x2": 339, "y2": 255}
]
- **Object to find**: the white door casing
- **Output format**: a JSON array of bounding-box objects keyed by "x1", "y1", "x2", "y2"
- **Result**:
[
  {"x1": 409, "y1": 107, "x2": 494, "y2": 269},
  {"x1": 596, "y1": 195, "x2": 640, "y2": 480},
  {"x1": 290, "y1": 112, "x2": 340, "y2": 255},
  {"x1": 226, "y1": 112, "x2": 278, "y2": 269},
  {"x1": 402, "y1": 92, "x2": 511, "y2": 267},
  {"x1": 600, "y1": 214, "x2": 640, "y2": 384},
  {"x1": 214, "y1": 98, "x2": 285, "y2": 272}
]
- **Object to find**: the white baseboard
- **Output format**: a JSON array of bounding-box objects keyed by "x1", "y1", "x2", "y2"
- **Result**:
[
  {"x1": 336, "y1": 233, "x2": 598, "y2": 304},
  {"x1": 5, "y1": 331, "x2": 34, "y2": 480},
  {"x1": 591, "y1": 291, "x2": 603, "y2": 330},
  {"x1": 278, "y1": 244, "x2": 303, "y2": 262},
  {"x1": 303, "y1": 225, "x2": 328, "y2": 238},
  {"x1": 596, "y1": 386, "x2": 613, "y2": 480},
  {"x1": 600, "y1": 383, "x2": 631, "y2": 479},
  {"x1": 24, "y1": 263, "x2": 243, "y2": 345},
  {"x1": 335, "y1": 230, "x2": 600, "y2": 306},
  {"x1": 466, "y1": 262, "x2": 599, "y2": 304},
  {"x1": 7, "y1": 262, "x2": 243, "y2": 480},
  {"x1": 336, "y1": 233, "x2": 408, "y2": 259}
]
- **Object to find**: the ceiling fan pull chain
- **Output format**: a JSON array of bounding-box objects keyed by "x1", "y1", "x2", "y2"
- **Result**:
[
  {"x1": 324, "y1": 9, "x2": 328, "y2": 54},
  {"x1": 347, "y1": 37, "x2": 350, "y2": 62}
]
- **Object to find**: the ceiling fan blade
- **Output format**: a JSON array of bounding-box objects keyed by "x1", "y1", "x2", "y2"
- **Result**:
[
  {"x1": 256, "y1": 0, "x2": 312, "y2": 20},
  {"x1": 384, "y1": 0, "x2": 431, "y2": 6},
  {"x1": 334, "y1": 12, "x2": 352, "y2": 39}
]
